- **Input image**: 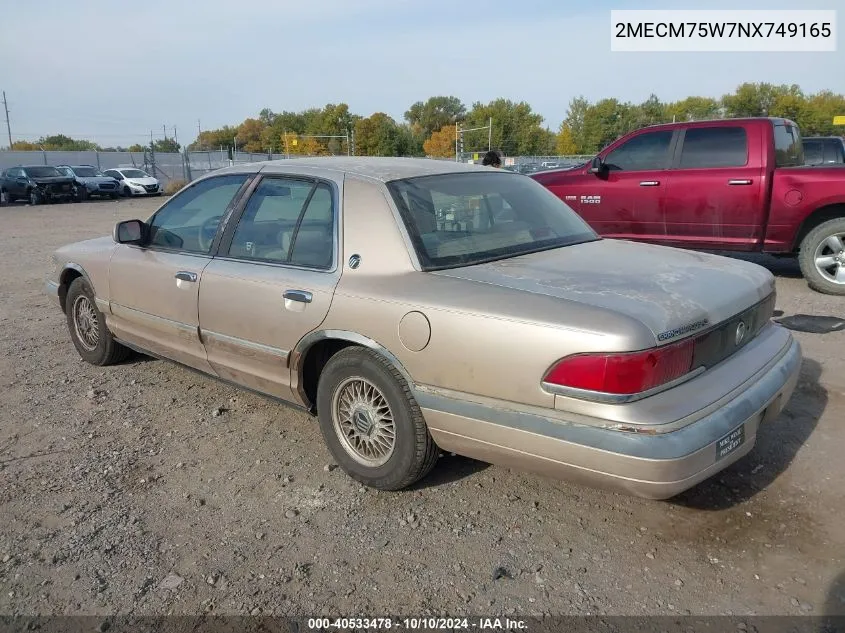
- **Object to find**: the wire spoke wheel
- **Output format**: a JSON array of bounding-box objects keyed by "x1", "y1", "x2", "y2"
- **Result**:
[
  {"x1": 331, "y1": 376, "x2": 396, "y2": 467},
  {"x1": 72, "y1": 295, "x2": 100, "y2": 351}
]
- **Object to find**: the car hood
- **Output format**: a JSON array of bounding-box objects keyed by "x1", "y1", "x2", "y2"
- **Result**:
[
  {"x1": 127, "y1": 177, "x2": 157, "y2": 185},
  {"x1": 31, "y1": 176, "x2": 75, "y2": 185},
  {"x1": 432, "y1": 239, "x2": 775, "y2": 343},
  {"x1": 77, "y1": 176, "x2": 118, "y2": 184}
]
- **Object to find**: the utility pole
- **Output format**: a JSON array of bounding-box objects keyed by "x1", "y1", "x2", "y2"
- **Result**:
[
  {"x1": 173, "y1": 125, "x2": 178, "y2": 149},
  {"x1": 2, "y1": 91, "x2": 11, "y2": 150},
  {"x1": 488, "y1": 117, "x2": 492, "y2": 151}
]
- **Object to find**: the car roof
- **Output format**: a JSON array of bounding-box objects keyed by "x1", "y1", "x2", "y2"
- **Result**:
[{"x1": 216, "y1": 157, "x2": 497, "y2": 183}]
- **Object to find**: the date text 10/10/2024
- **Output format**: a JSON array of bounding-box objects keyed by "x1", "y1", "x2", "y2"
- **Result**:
[{"x1": 307, "y1": 617, "x2": 529, "y2": 630}]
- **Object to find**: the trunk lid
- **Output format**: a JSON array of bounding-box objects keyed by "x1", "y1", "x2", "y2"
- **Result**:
[{"x1": 432, "y1": 239, "x2": 775, "y2": 344}]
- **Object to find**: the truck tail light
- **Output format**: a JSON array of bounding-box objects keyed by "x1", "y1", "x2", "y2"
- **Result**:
[{"x1": 543, "y1": 338, "x2": 696, "y2": 396}]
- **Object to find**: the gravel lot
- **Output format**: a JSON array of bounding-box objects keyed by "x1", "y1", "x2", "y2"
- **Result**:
[{"x1": 1, "y1": 198, "x2": 844, "y2": 618}]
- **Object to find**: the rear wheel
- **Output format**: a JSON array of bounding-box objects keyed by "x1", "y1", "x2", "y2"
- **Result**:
[
  {"x1": 65, "y1": 277, "x2": 130, "y2": 365},
  {"x1": 316, "y1": 347, "x2": 438, "y2": 490},
  {"x1": 798, "y1": 217, "x2": 845, "y2": 296}
]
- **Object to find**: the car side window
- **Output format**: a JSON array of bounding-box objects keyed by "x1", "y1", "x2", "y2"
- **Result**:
[
  {"x1": 678, "y1": 127, "x2": 748, "y2": 168},
  {"x1": 804, "y1": 141, "x2": 824, "y2": 166},
  {"x1": 604, "y1": 131, "x2": 673, "y2": 171},
  {"x1": 146, "y1": 174, "x2": 249, "y2": 253},
  {"x1": 227, "y1": 178, "x2": 335, "y2": 269}
]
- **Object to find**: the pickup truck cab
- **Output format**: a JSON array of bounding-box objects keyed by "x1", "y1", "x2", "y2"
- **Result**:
[{"x1": 532, "y1": 118, "x2": 845, "y2": 295}]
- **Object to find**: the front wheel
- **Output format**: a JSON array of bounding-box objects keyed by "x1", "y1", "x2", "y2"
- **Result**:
[
  {"x1": 798, "y1": 217, "x2": 845, "y2": 296},
  {"x1": 29, "y1": 189, "x2": 42, "y2": 205},
  {"x1": 75, "y1": 187, "x2": 87, "y2": 202},
  {"x1": 65, "y1": 277, "x2": 131, "y2": 365},
  {"x1": 110, "y1": 192, "x2": 120, "y2": 200},
  {"x1": 123, "y1": 185, "x2": 131, "y2": 197},
  {"x1": 316, "y1": 347, "x2": 438, "y2": 490}
]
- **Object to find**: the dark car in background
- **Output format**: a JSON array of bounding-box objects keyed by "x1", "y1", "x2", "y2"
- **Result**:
[
  {"x1": 57, "y1": 165, "x2": 121, "y2": 200},
  {"x1": 0, "y1": 165, "x2": 77, "y2": 205},
  {"x1": 803, "y1": 136, "x2": 845, "y2": 166}
]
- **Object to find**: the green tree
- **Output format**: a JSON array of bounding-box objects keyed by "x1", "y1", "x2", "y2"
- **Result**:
[
  {"x1": 556, "y1": 123, "x2": 579, "y2": 154},
  {"x1": 153, "y1": 138, "x2": 180, "y2": 153},
  {"x1": 405, "y1": 96, "x2": 466, "y2": 139},
  {"x1": 236, "y1": 118, "x2": 267, "y2": 153},
  {"x1": 29, "y1": 134, "x2": 101, "y2": 151},
  {"x1": 354, "y1": 112, "x2": 406, "y2": 156},
  {"x1": 127, "y1": 144, "x2": 146, "y2": 153},
  {"x1": 462, "y1": 99, "x2": 548, "y2": 156},
  {"x1": 665, "y1": 96, "x2": 722, "y2": 122},
  {"x1": 722, "y1": 82, "x2": 803, "y2": 117}
]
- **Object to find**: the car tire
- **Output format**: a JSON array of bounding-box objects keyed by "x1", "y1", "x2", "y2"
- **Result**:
[
  {"x1": 29, "y1": 189, "x2": 42, "y2": 205},
  {"x1": 75, "y1": 187, "x2": 87, "y2": 202},
  {"x1": 798, "y1": 217, "x2": 845, "y2": 296},
  {"x1": 316, "y1": 346, "x2": 439, "y2": 491},
  {"x1": 123, "y1": 186, "x2": 131, "y2": 197},
  {"x1": 110, "y1": 192, "x2": 120, "y2": 200},
  {"x1": 65, "y1": 277, "x2": 131, "y2": 366}
]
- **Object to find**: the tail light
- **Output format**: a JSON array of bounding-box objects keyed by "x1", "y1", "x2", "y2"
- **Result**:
[{"x1": 543, "y1": 337, "x2": 696, "y2": 396}]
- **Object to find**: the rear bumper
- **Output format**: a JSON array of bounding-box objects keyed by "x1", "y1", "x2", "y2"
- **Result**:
[{"x1": 418, "y1": 329, "x2": 801, "y2": 499}]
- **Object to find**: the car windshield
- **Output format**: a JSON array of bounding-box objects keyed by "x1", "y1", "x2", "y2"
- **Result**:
[
  {"x1": 25, "y1": 166, "x2": 62, "y2": 178},
  {"x1": 71, "y1": 167, "x2": 101, "y2": 177},
  {"x1": 386, "y1": 171, "x2": 598, "y2": 271},
  {"x1": 121, "y1": 169, "x2": 149, "y2": 178}
]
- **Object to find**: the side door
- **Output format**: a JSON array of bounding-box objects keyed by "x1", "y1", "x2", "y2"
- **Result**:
[
  {"x1": 663, "y1": 124, "x2": 765, "y2": 251},
  {"x1": 583, "y1": 129, "x2": 675, "y2": 241},
  {"x1": 106, "y1": 173, "x2": 252, "y2": 373},
  {"x1": 8, "y1": 168, "x2": 26, "y2": 197},
  {"x1": 198, "y1": 174, "x2": 341, "y2": 401}
]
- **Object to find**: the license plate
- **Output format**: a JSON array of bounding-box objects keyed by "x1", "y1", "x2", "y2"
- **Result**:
[{"x1": 716, "y1": 424, "x2": 745, "y2": 461}]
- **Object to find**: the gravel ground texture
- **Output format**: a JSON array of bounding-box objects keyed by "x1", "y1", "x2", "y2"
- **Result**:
[{"x1": 0, "y1": 197, "x2": 844, "y2": 618}]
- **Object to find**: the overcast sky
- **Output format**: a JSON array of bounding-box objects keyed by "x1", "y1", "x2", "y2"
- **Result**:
[{"x1": 1, "y1": 0, "x2": 842, "y2": 147}]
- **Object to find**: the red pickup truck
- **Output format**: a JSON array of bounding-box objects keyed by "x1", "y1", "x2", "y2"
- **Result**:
[{"x1": 531, "y1": 117, "x2": 845, "y2": 295}]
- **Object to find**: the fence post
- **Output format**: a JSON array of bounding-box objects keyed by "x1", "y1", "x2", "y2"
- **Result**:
[
  {"x1": 95, "y1": 150, "x2": 101, "y2": 170},
  {"x1": 183, "y1": 151, "x2": 192, "y2": 182}
]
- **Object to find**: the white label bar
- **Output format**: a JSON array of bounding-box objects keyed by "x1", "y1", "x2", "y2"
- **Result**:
[{"x1": 611, "y1": 10, "x2": 837, "y2": 52}]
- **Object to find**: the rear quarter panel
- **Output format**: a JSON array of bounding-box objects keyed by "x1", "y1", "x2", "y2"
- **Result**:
[
  {"x1": 319, "y1": 176, "x2": 652, "y2": 408},
  {"x1": 766, "y1": 166, "x2": 845, "y2": 251}
]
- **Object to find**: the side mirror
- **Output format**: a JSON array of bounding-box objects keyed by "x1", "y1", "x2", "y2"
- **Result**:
[
  {"x1": 588, "y1": 156, "x2": 605, "y2": 174},
  {"x1": 114, "y1": 219, "x2": 145, "y2": 244}
]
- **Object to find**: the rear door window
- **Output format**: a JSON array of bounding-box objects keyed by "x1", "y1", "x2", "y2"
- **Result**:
[
  {"x1": 678, "y1": 127, "x2": 748, "y2": 168},
  {"x1": 803, "y1": 140, "x2": 824, "y2": 165}
]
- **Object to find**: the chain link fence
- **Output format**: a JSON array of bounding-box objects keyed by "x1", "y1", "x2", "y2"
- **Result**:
[{"x1": 1, "y1": 150, "x2": 596, "y2": 187}]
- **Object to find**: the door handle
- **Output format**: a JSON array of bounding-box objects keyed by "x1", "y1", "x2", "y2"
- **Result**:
[
  {"x1": 174, "y1": 271, "x2": 198, "y2": 282},
  {"x1": 639, "y1": 181, "x2": 660, "y2": 186},
  {"x1": 728, "y1": 179, "x2": 753, "y2": 185},
  {"x1": 283, "y1": 290, "x2": 313, "y2": 303}
]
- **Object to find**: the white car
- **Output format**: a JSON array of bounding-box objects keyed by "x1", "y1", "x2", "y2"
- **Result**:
[{"x1": 101, "y1": 168, "x2": 163, "y2": 197}]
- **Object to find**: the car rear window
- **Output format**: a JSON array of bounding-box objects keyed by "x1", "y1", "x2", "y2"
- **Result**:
[
  {"x1": 679, "y1": 127, "x2": 748, "y2": 168},
  {"x1": 386, "y1": 171, "x2": 598, "y2": 271},
  {"x1": 774, "y1": 122, "x2": 804, "y2": 167}
]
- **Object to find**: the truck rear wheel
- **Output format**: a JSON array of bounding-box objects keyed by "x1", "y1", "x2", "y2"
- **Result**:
[{"x1": 798, "y1": 217, "x2": 845, "y2": 296}]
